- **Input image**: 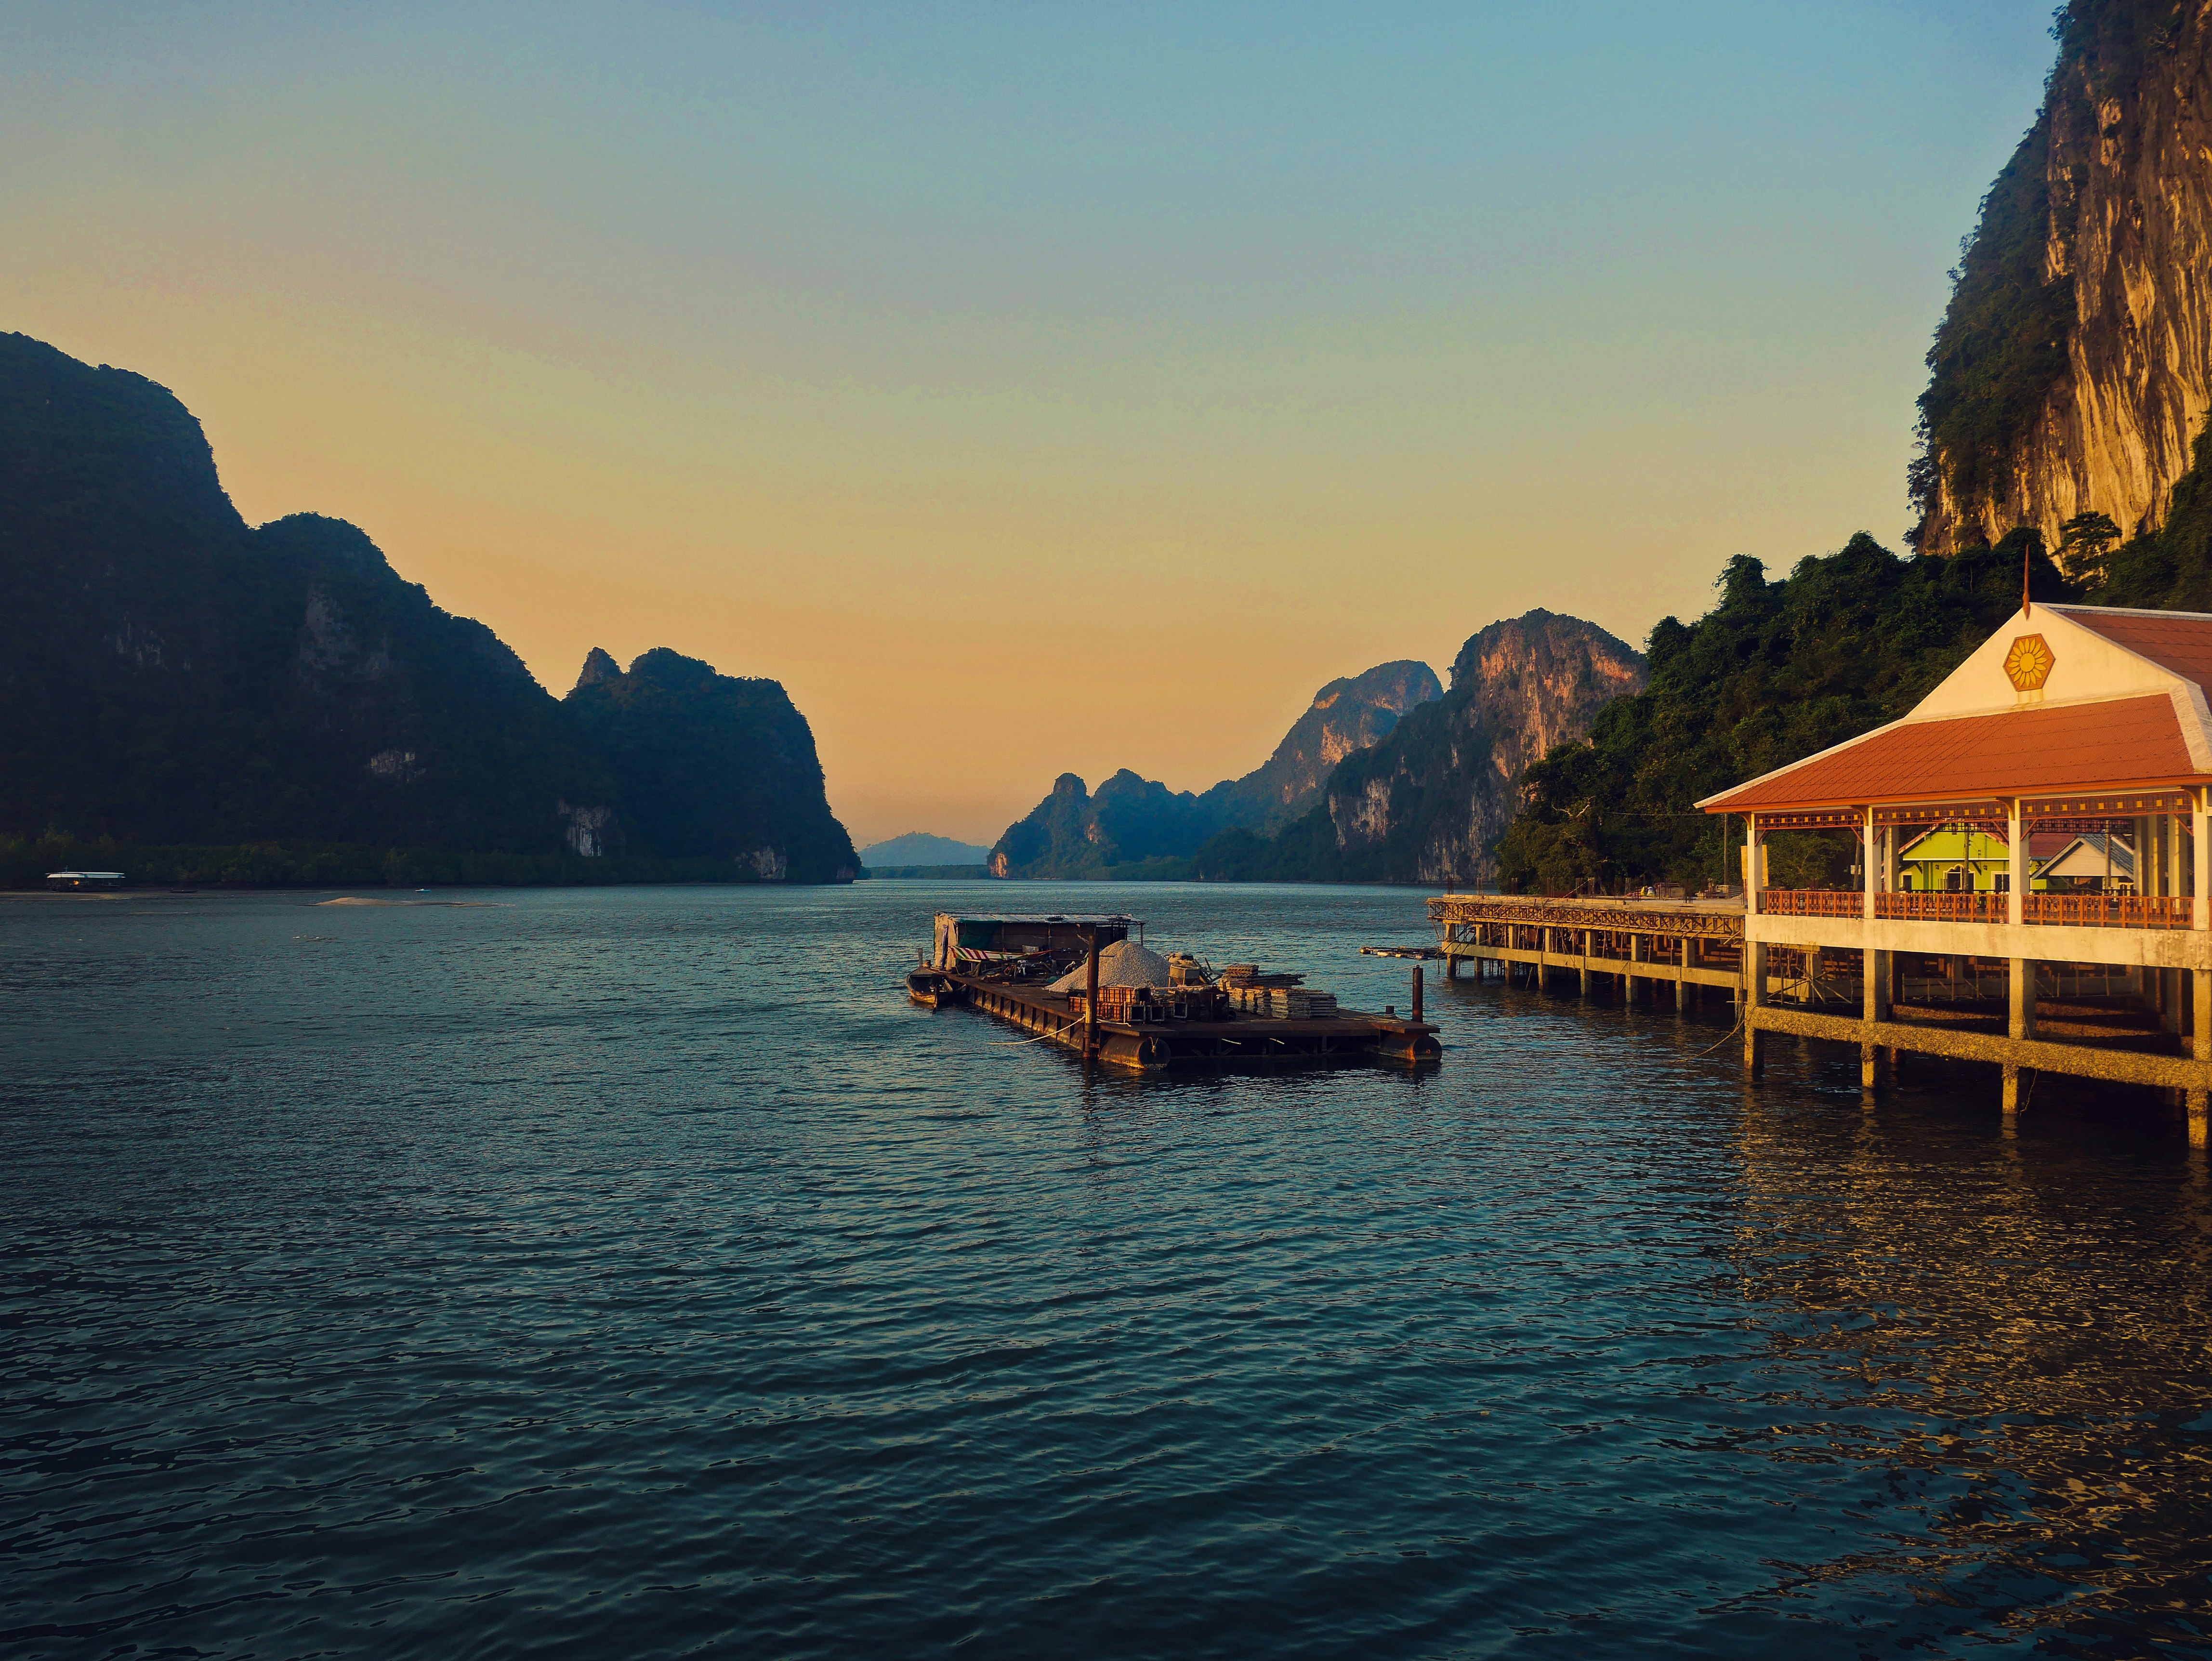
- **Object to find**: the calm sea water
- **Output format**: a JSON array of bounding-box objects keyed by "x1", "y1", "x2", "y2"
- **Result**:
[{"x1": 5, "y1": 881, "x2": 2211, "y2": 1660}]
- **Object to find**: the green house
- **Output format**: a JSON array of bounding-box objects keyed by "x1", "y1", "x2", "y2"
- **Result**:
[{"x1": 1896, "y1": 826, "x2": 2055, "y2": 894}]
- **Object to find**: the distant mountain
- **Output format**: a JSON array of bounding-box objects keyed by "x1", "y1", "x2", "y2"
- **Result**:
[
  {"x1": 0, "y1": 330, "x2": 857, "y2": 884},
  {"x1": 861, "y1": 831, "x2": 990, "y2": 868},
  {"x1": 1204, "y1": 659, "x2": 1443, "y2": 833},
  {"x1": 986, "y1": 659, "x2": 1441, "y2": 879},
  {"x1": 564, "y1": 647, "x2": 857, "y2": 882},
  {"x1": 1192, "y1": 611, "x2": 1645, "y2": 885}
]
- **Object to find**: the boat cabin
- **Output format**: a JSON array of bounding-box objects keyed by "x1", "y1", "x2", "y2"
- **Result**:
[
  {"x1": 45, "y1": 870, "x2": 125, "y2": 890},
  {"x1": 932, "y1": 911, "x2": 1136, "y2": 969}
]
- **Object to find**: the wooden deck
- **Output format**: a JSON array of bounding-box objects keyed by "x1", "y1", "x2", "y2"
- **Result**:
[{"x1": 944, "y1": 971, "x2": 1440, "y2": 1072}]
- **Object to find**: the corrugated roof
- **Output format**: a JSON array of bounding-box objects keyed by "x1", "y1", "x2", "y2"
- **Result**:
[
  {"x1": 1705, "y1": 696, "x2": 2193, "y2": 813},
  {"x1": 933, "y1": 913, "x2": 1136, "y2": 924},
  {"x1": 2041, "y1": 832, "x2": 2136, "y2": 879},
  {"x1": 2062, "y1": 608, "x2": 2212, "y2": 691}
]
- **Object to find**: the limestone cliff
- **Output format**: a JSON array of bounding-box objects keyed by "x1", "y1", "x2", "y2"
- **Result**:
[
  {"x1": 1206, "y1": 659, "x2": 1442, "y2": 832},
  {"x1": 986, "y1": 659, "x2": 1441, "y2": 878},
  {"x1": 0, "y1": 330, "x2": 858, "y2": 883},
  {"x1": 1917, "y1": 1, "x2": 2212, "y2": 556},
  {"x1": 1192, "y1": 611, "x2": 1645, "y2": 885},
  {"x1": 1315, "y1": 611, "x2": 1644, "y2": 885}
]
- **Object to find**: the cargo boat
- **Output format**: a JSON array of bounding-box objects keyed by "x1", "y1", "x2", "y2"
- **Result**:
[{"x1": 913, "y1": 911, "x2": 1440, "y2": 1073}]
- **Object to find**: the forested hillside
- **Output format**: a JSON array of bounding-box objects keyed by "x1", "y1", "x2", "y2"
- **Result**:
[{"x1": 1492, "y1": 534, "x2": 2076, "y2": 893}]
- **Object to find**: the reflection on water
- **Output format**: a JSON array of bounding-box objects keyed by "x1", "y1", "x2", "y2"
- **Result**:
[
  {"x1": 2, "y1": 883, "x2": 2210, "y2": 1659},
  {"x1": 1728, "y1": 1082, "x2": 2212, "y2": 1648}
]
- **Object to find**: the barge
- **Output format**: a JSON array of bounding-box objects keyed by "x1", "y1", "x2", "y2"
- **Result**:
[{"x1": 912, "y1": 910, "x2": 1440, "y2": 1073}]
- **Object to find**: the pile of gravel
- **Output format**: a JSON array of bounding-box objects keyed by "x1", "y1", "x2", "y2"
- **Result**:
[{"x1": 1047, "y1": 938, "x2": 1175, "y2": 991}]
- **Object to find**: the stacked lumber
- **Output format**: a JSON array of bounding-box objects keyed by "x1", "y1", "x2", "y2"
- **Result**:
[
  {"x1": 1227, "y1": 985, "x2": 1338, "y2": 1019},
  {"x1": 1221, "y1": 965, "x2": 1303, "y2": 989}
]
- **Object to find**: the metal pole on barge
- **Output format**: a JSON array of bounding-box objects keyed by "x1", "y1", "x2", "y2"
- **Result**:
[
  {"x1": 1083, "y1": 929, "x2": 1101, "y2": 1063},
  {"x1": 1411, "y1": 964, "x2": 1423, "y2": 1025}
]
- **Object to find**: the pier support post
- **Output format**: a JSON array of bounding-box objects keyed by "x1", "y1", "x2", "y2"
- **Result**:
[
  {"x1": 1861, "y1": 949, "x2": 1891, "y2": 1091},
  {"x1": 1744, "y1": 943, "x2": 1766, "y2": 1077},
  {"x1": 1580, "y1": 929, "x2": 1591, "y2": 995},
  {"x1": 1867, "y1": 949, "x2": 1893, "y2": 1082},
  {"x1": 1083, "y1": 931, "x2": 1101, "y2": 1063},
  {"x1": 2003, "y1": 957, "x2": 2036, "y2": 1122},
  {"x1": 2192, "y1": 969, "x2": 2210, "y2": 1148},
  {"x1": 1629, "y1": 933, "x2": 1646, "y2": 1002}
]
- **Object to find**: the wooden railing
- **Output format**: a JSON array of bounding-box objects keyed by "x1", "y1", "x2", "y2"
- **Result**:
[
  {"x1": 1873, "y1": 891, "x2": 2003, "y2": 923},
  {"x1": 1766, "y1": 889, "x2": 2198, "y2": 929},
  {"x1": 2022, "y1": 893, "x2": 2194, "y2": 930},
  {"x1": 1760, "y1": 888, "x2": 1864, "y2": 919}
]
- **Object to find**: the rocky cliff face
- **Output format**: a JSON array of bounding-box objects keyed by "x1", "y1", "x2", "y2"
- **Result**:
[
  {"x1": 1207, "y1": 659, "x2": 1442, "y2": 831},
  {"x1": 1917, "y1": 1, "x2": 2212, "y2": 556},
  {"x1": 564, "y1": 647, "x2": 857, "y2": 882},
  {"x1": 0, "y1": 330, "x2": 857, "y2": 881},
  {"x1": 986, "y1": 659, "x2": 1442, "y2": 878},
  {"x1": 1309, "y1": 611, "x2": 1645, "y2": 885}
]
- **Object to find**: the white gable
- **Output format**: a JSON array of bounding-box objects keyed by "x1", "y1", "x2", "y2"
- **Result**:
[{"x1": 1908, "y1": 606, "x2": 2188, "y2": 721}]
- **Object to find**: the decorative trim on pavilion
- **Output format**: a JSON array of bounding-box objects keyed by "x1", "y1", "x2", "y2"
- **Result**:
[
  {"x1": 1698, "y1": 604, "x2": 2212, "y2": 818},
  {"x1": 2021, "y1": 791, "x2": 2198, "y2": 815},
  {"x1": 1870, "y1": 801, "x2": 2003, "y2": 826}
]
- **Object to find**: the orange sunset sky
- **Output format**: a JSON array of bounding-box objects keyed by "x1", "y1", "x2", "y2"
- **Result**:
[{"x1": 5, "y1": 4, "x2": 2057, "y2": 847}]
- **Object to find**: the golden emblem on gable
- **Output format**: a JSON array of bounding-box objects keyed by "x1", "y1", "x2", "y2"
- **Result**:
[{"x1": 2003, "y1": 633, "x2": 2055, "y2": 692}]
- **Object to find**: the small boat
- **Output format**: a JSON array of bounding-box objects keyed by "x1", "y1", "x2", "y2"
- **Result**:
[{"x1": 906, "y1": 968, "x2": 966, "y2": 1008}]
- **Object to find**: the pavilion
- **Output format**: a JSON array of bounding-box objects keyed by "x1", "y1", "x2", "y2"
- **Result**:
[{"x1": 1698, "y1": 601, "x2": 2212, "y2": 1140}]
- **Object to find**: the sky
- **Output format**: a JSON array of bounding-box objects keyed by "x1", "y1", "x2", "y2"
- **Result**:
[{"x1": 2, "y1": 2, "x2": 2061, "y2": 847}]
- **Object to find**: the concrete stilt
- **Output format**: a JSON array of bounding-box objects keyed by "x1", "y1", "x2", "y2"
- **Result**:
[
  {"x1": 1863, "y1": 947, "x2": 1891, "y2": 1089},
  {"x1": 2004, "y1": 956, "x2": 2035, "y2": 1122},
  {"x1": 1744, "y1": 941, "x2": 1767, "y2": 1078},
  {"x1": 2193, "y1": 968, "x2": 2211, "y2": 1149}
]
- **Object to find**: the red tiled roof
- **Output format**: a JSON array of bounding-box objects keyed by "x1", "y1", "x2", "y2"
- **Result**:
[
  {"x1": 2063, "y1": 608, "x2": 2212, "y2": 692},
  {"x1": 1705, "y1": 695, "x2": 2196, "y2": 813}
]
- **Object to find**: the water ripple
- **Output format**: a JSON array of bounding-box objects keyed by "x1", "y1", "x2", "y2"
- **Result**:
[{"x1": 4, "y1": 883, "x2": 2211, "y2": 1658}]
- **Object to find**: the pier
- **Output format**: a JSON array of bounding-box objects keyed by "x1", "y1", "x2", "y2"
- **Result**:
[
  {"x1": 1428, "y1": 892, "x2": 2207, "y2": 1122},
  {"x1": 1431, "y1": 600, "x2": 2212, "y2": 1144}
]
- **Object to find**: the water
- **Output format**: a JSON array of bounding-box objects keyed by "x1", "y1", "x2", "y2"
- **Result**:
[{"x1": 4, "y1": 882, "x2": 2211, "y2": 1660}]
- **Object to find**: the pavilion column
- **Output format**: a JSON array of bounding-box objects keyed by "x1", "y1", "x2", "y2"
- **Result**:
[
  {"x1": 1743, "y1": 813, "x2": 1765, "y2": 1075},
  {"x1": 2002, "y1": 799, "x2": 2033, "y2": 1120},
  {"x1": 2191, "y1": 791, "x2": 2210, "y2": 1146},
  {"x1": 1861, "y1": 807, "x2": 1883, "y2": 1088},
  {"x1": 2006, "y1": 798, "x2": 2027, "y2": 926},
  {"x1": 1883, "y1": 820, "x2": 1905, "y2": 1022}
]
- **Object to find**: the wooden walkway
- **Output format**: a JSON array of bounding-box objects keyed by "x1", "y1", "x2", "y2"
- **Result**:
[{"x1": 1426, "y1": 892, "x2": 2212, "y2": 1130}]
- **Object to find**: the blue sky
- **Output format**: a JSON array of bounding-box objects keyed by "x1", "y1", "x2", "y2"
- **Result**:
[{"x1": 2, "y1": 2, "x2": 2063, "y2": 838}]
